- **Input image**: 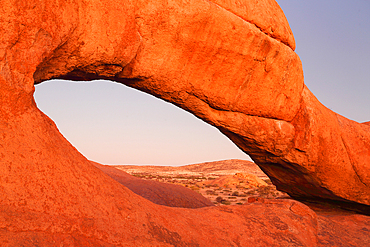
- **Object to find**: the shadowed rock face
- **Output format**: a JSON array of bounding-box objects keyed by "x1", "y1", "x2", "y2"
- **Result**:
[{"x1": 1, "y1": 0, "x2": 370, "y2": 245}]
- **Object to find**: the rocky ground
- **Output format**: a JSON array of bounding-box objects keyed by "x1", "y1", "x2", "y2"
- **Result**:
[
  {"x1": 105, "y1": 159, "x2": 370, "y2": 246},
  {"x1": 113, "y1": 159, "x2": 288, "y2": 205},
  {"x1": 108, "y1": 159, "x2": 370, "y2": 246}
]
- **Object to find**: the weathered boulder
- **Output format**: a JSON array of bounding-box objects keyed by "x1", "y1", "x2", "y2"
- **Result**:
[
  {"x1": 1, "y1": 0, "x2": 370, "y2": 245},
  {"x1": 92, "y1": 161, "x2": 214, "y2": 208}
]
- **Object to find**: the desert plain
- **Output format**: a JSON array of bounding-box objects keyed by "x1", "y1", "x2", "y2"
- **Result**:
[{"x1": 113, "y1": 159, "x2": 288, "y2": 206}]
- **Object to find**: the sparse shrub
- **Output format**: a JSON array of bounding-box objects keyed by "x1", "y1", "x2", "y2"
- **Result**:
[
  {"x1": 246, "y1": 190, "x2": 256, "y2": 195},
  {"x1": 232, "y1": 191, "x2": 239, "y2": 196},
  {"x1": 216, "y1": 196, "x2": 224, "y2": 203},
  {"x1": 257, "y1": 185, "x2": 272, "y2": 196},
  {"x1": 190, "y1": 186, "x2": 200, "y2": 191},
  {"x1": 263, "y1": 179, "x2": 273, "y2": 185},
  {"x1": 206, "y1": 190, "x2": 214, "y2": 195},
  {"x1": 215, "y1": 196, "x2": 230, "y2": 205},
  {"x1": 132, "y1": 174, "x2": 145, "y2": 178}
]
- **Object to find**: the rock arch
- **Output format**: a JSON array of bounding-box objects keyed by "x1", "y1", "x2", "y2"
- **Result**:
[
  {"x1": 2, "y1": 0, "x2": 370, "y2": 207},
  {"x1": 29, "y1": 0, "x2": 370, "y2": 206}
]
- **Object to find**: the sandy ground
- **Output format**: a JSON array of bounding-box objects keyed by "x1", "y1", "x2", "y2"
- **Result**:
[{"x1": 114, "y1": 159, "x2": 289, "y2": 205}]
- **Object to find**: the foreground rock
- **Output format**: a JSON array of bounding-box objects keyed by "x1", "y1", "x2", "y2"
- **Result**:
[
  {"x1": 1, "y1": 0, "x2": 370, "y2": 245},
  {"x1": 92, "y1": 162, "x2": 214, "y2": 208},
  {"x1": 317, "y1": 213, "x2": 370, "y2": 246},
  {"x1": 0, "y1": 103, "x2": 319, "y2": 245},
  {"x1": 308, "y1": 202, "x2": 370, "y2": 246}
]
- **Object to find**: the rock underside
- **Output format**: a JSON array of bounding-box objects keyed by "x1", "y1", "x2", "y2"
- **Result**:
[{"x1": 0, "y1": 0, "x2": 370, "y2": 245}]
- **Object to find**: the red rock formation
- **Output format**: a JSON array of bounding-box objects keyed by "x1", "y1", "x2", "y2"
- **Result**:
[
  {"x1": 28, "y1": 0, "x2": 370, "y2": 207},
  {"x1": 92, "y1": 161, "x2": 214, "y2": 208},
  {"x1": 1, "y1": 0, "x2": 370, "y2": 245}
]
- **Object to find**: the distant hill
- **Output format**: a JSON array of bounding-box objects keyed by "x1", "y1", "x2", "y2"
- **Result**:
[{"x1": 113, "y1": 159, "x2": 268, "y2": 178}]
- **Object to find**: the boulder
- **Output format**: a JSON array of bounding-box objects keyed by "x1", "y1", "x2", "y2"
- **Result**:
[{"x1": 1, "y1": 0, "x2": 370, "y2": 245}]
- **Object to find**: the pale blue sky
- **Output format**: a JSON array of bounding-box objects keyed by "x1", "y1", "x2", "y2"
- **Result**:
[
  {"x1": 277, "y1": 0, "x2": 370, "y2": 122},
  {"x1": 34, "y1": 1, "x2": 370, "y2": 166}
]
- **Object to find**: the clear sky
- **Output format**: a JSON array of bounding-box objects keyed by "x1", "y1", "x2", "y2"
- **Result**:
[
  {"x1": 277, "y1": 0, "x2": 370, "y2": 122},
  {"x1": 34, "y1": 1, "x2": 370, "y2": 166}
]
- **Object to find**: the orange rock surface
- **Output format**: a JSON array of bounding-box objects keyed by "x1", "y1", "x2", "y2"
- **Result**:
[{"x1": 1, "y1": 0, "x2": 370, "y2": 245}]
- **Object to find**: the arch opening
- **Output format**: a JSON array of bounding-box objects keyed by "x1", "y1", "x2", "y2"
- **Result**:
[{"x1": 34, "y1": 79, "x2": 251, "y2": 166}]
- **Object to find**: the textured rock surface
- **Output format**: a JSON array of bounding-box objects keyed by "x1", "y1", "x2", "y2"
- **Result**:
[
  {"x1": 92, "y1": 161, "x2": 214, "y2": 208},
  {"x1": 304, "y1": 202, "x2": 370, "y2": 246},
  {"x1": 317, "y1": 213, "x2": 370, "y2": 246},
  {"x1": 1, "y1": 0, "x2": 370, "y2": 245}
]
